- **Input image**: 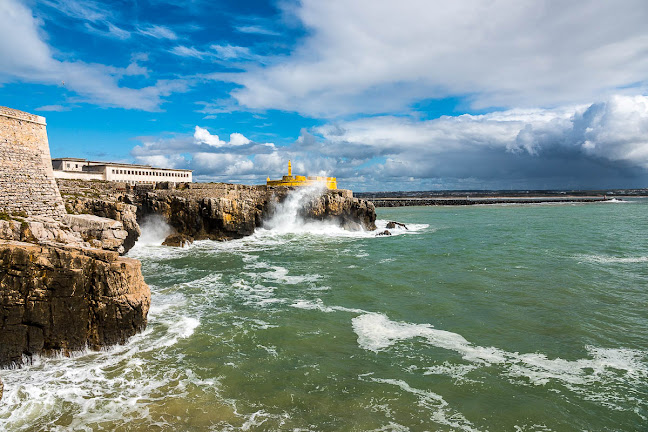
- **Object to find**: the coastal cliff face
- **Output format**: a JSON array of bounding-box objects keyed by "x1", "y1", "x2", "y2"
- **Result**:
[
  {"x1": 0, "y1": 240, "x2": 149, "y2": 366},
  {"x1": 0, "y1": 108, "x2": 151, "y2": 377},
  {"x1": 298, "y1": 189, "x2": 377, "y2": 231}
]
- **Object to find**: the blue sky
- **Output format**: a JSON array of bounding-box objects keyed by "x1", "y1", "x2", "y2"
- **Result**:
[{"x1": 2, "y1": 0, "x2": 648, "y2": 191}]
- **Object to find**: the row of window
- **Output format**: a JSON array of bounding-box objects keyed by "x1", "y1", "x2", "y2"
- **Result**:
[{"x1": 110, "y1": 169, "x2": 189, "y2": 178}]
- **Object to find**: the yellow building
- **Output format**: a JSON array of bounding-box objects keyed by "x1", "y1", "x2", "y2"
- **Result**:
[{"x1": 267, "y1": 160, "x2": 337, "y2": 190}]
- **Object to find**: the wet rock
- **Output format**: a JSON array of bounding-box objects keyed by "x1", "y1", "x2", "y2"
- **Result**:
[
  {"x1": 377, "y1": 230, "x2": 392, "y2": 236},
  {"x1": 162, "y1": 233, "x2": 193, "y2": 247},
  {"x1": 0, "y1": 240, "x2": 150, "y2": 367},
  {"x1": 386, "y1": 221, "x2": 408, "y2": 230},
  {"x1": 299, "y1": 190, "x2": 377, "y2": 231}
]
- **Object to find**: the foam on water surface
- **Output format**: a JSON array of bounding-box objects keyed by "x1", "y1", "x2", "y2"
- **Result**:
[{"x1": 351, "y1": 312, "x2": 648, "y2": 393}]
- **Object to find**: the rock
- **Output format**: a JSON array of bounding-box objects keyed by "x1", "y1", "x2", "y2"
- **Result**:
[
  {"x1": 56, "y1": 179, "x2": 377, "y2": 240},
  {"x1": 0, "y1": 377, "x2": 3, "y2": 401},
  {"x1": 0, "y1": 240, "x2": 150, "y2": 367},
  {"x1": 298, "y1": 190, "x2": 377, "y2": 231},
  {"x1": 63, "y1": 198, "x2": 141, "y2": 254},
  {"x1": 386, "y1": 221, "x2": 408, "y2": 230},
  {"x1": 377, "y1": 230, "x2": 392, "y2": 236},
  {"x1": 63, "y1": 214, "x2": 129, "y2": 254},
  {"x1": 162, "y1": 233, "x2": 193, "y2": 247},
  {"x1": 0, "y1": 217, "x2": 87, "y2": 247}
]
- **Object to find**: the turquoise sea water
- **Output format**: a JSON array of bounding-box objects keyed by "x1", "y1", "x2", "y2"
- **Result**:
[{"x1": 1, "y1": 198, "x2": 647, "y2": 431}]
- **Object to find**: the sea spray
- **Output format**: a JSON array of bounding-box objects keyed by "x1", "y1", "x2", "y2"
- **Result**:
[
  {"x1": 134, "y1": 214, "x2": 173, "y2": 246},
  {"x1": 263, "y1": 183, "x2": 329, "y2": 233}
]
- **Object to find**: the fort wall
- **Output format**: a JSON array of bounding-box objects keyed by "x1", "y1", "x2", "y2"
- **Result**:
[{"x1": 0, "y1": 107, "x2": 66, "y2": 218}]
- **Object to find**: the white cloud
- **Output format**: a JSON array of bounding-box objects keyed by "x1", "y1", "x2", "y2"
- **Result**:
[
  {"x1": 128, "y1": 95, "x2": 648, "y2": 189},
  {"x1": 35, "y1": 104, "x2": 70, "y2": 112},
  {"x1": 194, "y1": 126, "x2": 225, "y2": 147},
  {"x1": 137, "y1": 24, "x2": 178, "y2": 40},
  {"x1": 210, "y1": 44, "x2": 254, "y2": 60},
  {"x1": 170, "y1": 44, "x2": 260, "y2": 63},
  {"x1": 235, "y1": 25, "x2": 280, "y2": 36},
  {"x1": 0, "y1": 0, "x2": 187, "y2": 110},
  {"x1": 219, "y1": 0, "x2": 648, "y2": 117},
  {"x1": 170, "y1": 45, "x2": 206, "y2": 59},
  {"x1": 133, "y1": 154, "x2": 187, "y2": 169}
]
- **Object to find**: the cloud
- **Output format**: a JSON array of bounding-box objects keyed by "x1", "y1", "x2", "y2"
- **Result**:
[
  {"x1": 128, "y1": 95, "x2": 648, "y2": 189},
  {"x1": 137, "y1": 24, "x2": 178, "y2": 40},
  {"x1": 235, "y1": 25, "x2": 280, "y2": 36},
  {"x1": 170, "y1": 45, "x2": 206, "y2": 59},
  {"x1": 306, "y1": 95, "x2": 648, "y2": 188},
  {"x1": 0, "y1": 0, "x2": 188, "y2": 110},
  {"x1": 131, "y1": 96, "x2": 648, "y2": 190},
  {"x1": 170, "y1": 44, "x2": 259, "y2": 62},
  {"x1": 216, "y1": 0, "x2": 648, "y2": 117},
  {"x1": 35, "y1": 104, "x2": 71, "y2": 112},
  {"x1": 131, "y1": 126, "x2": 282, "y2": 181}
]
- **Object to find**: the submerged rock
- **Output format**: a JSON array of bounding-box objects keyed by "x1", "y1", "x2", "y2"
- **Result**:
[
  {"x1": 0, "y1": 240, "x2": 150, "y2": 367},
  {"x1": 377, "y1": 230, "x2": 392, "y2": 236}
]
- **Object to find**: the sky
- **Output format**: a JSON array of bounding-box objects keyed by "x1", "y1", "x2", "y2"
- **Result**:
[{"x1": 1, "y1": 0, "x2": 648, "y2": 191}]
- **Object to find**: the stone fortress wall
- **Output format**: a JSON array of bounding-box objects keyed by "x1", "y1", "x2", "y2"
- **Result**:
[{"x1": 0, "y1": 106, "x2": 66, "y2": 218}]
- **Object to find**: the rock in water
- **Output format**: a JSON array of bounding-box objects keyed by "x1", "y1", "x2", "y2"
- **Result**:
[
  {"x1": 377, "y1": 230, "x2": 392, "y2": 236},
  {"x1": 386, "y1": 221, "x2": 408, "y2": 230},
  {"x1": 162, "y1": 233, "x2": 193, "y2": 247},
  {"x1": 0, "y1": 240, "x2": 150, "y2": 367}
]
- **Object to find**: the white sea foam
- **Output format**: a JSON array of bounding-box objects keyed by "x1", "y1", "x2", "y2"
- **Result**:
[
  {"x1": 291, "y1": 298, "x2": 367, "y2": 314},
  {"x1": 133, "y1": 214, "x2": 173, "y2": 247},
  {"x1": 575, "y1": 254, "x2": 648, "y2": 264},
  {"x1": 362, "y1": 376, "x2": 480, "y2": 432},
  {"x1": 351, "y1": 313, "x2": 648, "y2": 391}
]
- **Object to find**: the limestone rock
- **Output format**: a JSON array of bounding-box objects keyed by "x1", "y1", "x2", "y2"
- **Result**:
[
  {"x1": 64, "y1": 198, "x2": 140, "y2": 253},
  {"x1": 0, "y1": 240, "x2": 150, "y2": 367},
  {"x1": 63, "y1": 214, "x2": 129, "y2": 254}
]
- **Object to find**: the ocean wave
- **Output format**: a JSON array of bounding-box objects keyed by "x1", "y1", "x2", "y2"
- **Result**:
[
  {"x1": 351, "y1": 313, "x2": 648, "y2": 392},
  {"x1": 360, "y1": 376, "x2": 480, "y2": 432},
  {"x1": 574, "y1": 254, "x2": 648, "y2": 264}
]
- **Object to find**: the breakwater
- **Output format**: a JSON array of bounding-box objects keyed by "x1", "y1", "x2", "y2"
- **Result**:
[{"x1": 369, "y1": 196, "x2": 611, "y2": 207}]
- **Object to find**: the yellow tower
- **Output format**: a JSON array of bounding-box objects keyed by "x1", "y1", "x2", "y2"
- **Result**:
[{"x1": 266, "y1": 160, "x2": 337, "y2": 189}]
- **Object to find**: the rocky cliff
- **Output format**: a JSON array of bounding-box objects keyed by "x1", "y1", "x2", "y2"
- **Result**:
[
  {"x1": 0, "y1": 240, "x2": 149, "y2": 366},
  {"x1": 57, "y1": 180, "x2": 377, "y2": 246},
  {"x1": 0, "y1": 108, "x2": 151, "y2": 382}
]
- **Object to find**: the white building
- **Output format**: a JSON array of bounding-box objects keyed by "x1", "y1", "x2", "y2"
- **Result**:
[{"x1": 52, "y1": 158, "x2": 192, "y2": 185}]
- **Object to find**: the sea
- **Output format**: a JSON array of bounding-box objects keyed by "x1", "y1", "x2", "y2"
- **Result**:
[{"x1": 1, "y1": 192, "x2": 647, "y2": 431}]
